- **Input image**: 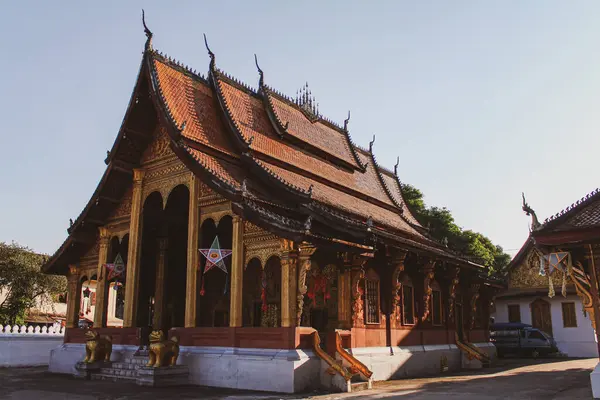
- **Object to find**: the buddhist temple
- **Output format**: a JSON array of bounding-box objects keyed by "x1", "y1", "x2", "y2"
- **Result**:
[{"x1": 43, "y1": 16, "x2": 499, "y2": 393}]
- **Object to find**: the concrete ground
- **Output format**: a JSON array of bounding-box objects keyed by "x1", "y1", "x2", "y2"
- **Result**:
[{"x1": 0, "y1": 358, "x2": 596, "y2": 400}]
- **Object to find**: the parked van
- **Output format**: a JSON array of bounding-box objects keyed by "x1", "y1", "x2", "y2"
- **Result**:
[{"x1": 490, "y1": 322, "x2": 558, "y2": 358}]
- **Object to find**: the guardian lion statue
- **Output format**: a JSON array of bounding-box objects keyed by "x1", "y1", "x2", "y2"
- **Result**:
[
  {"x1": 83, "y1": 330, "x2": 112, "y2": 363},
  {"x1": 147, "y1": 330, "x2": 179, "y2": 368}
]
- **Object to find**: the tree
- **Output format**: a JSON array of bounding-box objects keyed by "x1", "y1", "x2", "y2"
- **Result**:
[
  {"x1": 0, "y1": 242, "x2": 66, "y2": 326},
  {"x1": 400, "y1": 183, "x2": 510, "y2": 274}
]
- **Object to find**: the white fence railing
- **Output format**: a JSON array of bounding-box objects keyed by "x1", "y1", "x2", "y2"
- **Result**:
[
  {"x1": 0, "y1": 324, "x2": 65, "y2": 367},
  {"x1": 0, "y1": 325, "x2": 65, "y2": 335}
]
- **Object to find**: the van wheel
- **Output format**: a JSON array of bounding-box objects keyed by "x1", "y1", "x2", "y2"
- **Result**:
[{"x1": 531, "y1": 349, "x2": 539, "y2": 359}]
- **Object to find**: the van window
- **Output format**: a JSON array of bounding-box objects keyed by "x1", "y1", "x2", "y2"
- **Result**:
[{"x1": 528, "y1": 330, "x2": 546, "y2": 340}]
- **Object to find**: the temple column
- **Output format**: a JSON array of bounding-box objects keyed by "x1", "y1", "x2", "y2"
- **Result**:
[
  {"x1": 185, "y1": 175, "x2": 200, "y2": 327},
  {"x1": 93, "y1": 227, "x2": 111, "y2": 328},
  {"x1": 66, "y1": 265, "x2": 81, "y2": 329},
  {"x1": 123, "y1": 169, "x2": 145, "y2": 327},
  {"x1": 296, "y1": 244, "x2": 316, "y2": 326},
  {"x1": 281, "y1": 254, "x2": 298, "y2": 328},
  {"x1": 229, "y1": 215, "x2": 244, "y2": 327},
  {"x1": 152, "y1": 238, "x2": 168, "y2": 330}
]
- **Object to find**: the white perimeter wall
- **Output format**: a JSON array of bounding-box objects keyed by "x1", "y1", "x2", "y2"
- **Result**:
[
  {"x1": 492, "y1": 295, "x2": 598, "y2": 358},
  {"x1": 0, "y1": 325, "x2": 64, "y2": 367}
]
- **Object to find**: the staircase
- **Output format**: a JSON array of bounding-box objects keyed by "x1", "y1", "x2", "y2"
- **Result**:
[{"x1": 91, "y1": 353, "x2": 148, "y2": 382}]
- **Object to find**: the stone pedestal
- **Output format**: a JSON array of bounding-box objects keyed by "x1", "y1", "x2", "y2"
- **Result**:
[
  {"x1": 74, "y1": 361, "x2": 112, "y2": 380},
  {"x1": 136, "y1": 365, "x2": 190, "y2": 387}
]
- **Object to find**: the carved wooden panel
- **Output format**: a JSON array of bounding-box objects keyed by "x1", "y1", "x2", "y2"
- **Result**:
[
  {"x1": 107, "y1": 187, "x2": 133, "y2": 221},
  {"x1": 141, "y1": 127, "x2": 175, "y2": 165}
]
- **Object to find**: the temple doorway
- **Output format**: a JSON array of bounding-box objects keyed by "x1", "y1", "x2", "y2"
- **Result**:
[
  {"x1": 242, "y1": 258, "x2": 262, "y2": 327},
  {"x1": 303, "y1": 263, "x2": 338, "y2": 346},
  {"x1": 136, "y1": 192, "x2": 163, "y2": 330},
  {"x1": 197, "y1": 216, "x2": 233, "y2": 327},
  {"x1": 531, "y1": 298, "x2": 553, "y2": 335},
  {"x1": 163, "y1": 185, "x2": 189, "y2": 330}
]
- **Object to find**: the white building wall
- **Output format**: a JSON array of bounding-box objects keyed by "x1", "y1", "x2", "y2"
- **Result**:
[{"x1": 492, "y1": 295, "x2": 598, "y2": 358}]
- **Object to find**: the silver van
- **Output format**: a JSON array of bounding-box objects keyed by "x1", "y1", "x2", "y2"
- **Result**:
[{"x1": 490, "y1": 323, "x2": 558, "y2": 358}]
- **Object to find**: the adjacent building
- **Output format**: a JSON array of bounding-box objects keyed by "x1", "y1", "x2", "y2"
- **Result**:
[{"x1": 492, "y1": 239, "x2": 597, "y2": 357}]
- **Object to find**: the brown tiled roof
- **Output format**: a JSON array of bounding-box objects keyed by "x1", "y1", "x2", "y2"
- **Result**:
[
  {"x1": 153, "y1": 58, "x2": 237, "y2": 157},
  {"x1": 215, "y1": 75, "x2": 403, "y2": 210},
  {"x1": 379, "y1": 169, "x2": 421, "y2": 227},
  {"x1": 265, "y1": 90, "x2": 362, "y2": 169},
  {"x1": 536, "y1": 188, "x2": 600, "y2": 233},
  {"x1": 254, "y1": 158, "x2": 420, "y2": 235},
  {"x1": 183, "y1": 146, "x2": 244, "y2": 190}
]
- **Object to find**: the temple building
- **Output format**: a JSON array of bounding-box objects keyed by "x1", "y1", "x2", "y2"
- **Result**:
[{"x1": 43, "y1": 20, "x2": 498, "y2": 393}]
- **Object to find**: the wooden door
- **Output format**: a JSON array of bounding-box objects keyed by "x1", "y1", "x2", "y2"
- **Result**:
[{"x1": 530, "y1": 298, "x2": 553, "y2": 336}]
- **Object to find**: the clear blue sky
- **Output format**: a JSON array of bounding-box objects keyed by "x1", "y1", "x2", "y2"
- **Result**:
[{"x1": 1, "y1": 1, "x2": 599, "y2": 257}]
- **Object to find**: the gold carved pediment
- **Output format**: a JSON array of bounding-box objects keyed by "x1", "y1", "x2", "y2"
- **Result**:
[
  {"x1": 107, "y1": 187, "x2": 133, "y2": 220},
  {"x1": 509, "y1": 249, "x2": 564, "y2": 289},
  {"x1": 141, "y1": 127, "x2": 175, "y2": 165}
]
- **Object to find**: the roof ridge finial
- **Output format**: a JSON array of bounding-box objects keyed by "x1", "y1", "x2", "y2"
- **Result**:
[
  {"x1": 141, "y1": 9, "x2": 153, "y2": 50},
  {"x1": 369, "y1": 134, "x2": 376, "y2": 153},
  {"x1": 203, "y1": 33, "x2": 215, "y2": 70},
  {"x1": 522, "y1": 192, "x2": 541, "y2": 231},
  {"x1": 254, "y1": 54, "x2": 264, "y2": 88},
  {"x1": 343, "y1": 111, "x2": 351, "y2": 131},
  {"x1": 394, "y1": 156, "x2": 399, "y2": 176}
]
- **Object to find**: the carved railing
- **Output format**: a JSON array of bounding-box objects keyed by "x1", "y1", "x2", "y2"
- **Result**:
[
  {"x1": 455, "y1": 332, "x2": 490, "y2": 364},
  {"x1": 0, "y1": 324, "x2": 65, "y2": 335},
  {"x1": 334, "y1": 331, "x2": 372, "y2": 379},
  {"x1": 311, "y1": 331, "x2": 353, "y2": 381}
]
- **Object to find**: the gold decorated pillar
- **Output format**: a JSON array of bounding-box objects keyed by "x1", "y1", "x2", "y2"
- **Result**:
[
  {"x1": 281, "y1": 252, "x2": 298, "y2": 328},
  {"x1": 229, "y1": 215, "x2": 244, "y2": 327},
  {"x1": 66, "y1": 265, "x2": 81, "y2": 329},
  {"x1": 185, "y1": 174, "x2": 200, "y2": 327},
  {"x1": 123, "y1": 168, "x2": 145, "y2": 327},
  {"x1": 153, "y1": 238, "x2": 168, "y2": 330},
  {"x1": 297, "y1": 244, "x2": 316, "y2": 326},
  {"x1": 93, "y1": 227, "x2": 111, "y2": 328}
]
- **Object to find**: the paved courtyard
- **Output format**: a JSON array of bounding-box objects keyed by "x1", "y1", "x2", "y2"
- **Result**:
[{"x1": 0, "y1": 358, "x2": 596, "y2": 400}]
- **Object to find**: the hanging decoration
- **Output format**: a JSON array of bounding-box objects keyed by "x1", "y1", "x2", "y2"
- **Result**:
[
  {"x1": 537, "y1": 251, "x2": 572, "y2": 298},
  {"x1": 261, "y1": 269, "x2": 268, "y2": 312},
  {"x1": 198, "y1": 236, "x2": 232, "y2": 296},
  {"x1": 307, "y1": 272, "x2": 330, "y2": 307},
  {"x1": 104, "y1": 253, "x2": 126, "y2": 281},
  {"x1": 83, "y1": 285, "x2": 91, "y2": 299}
]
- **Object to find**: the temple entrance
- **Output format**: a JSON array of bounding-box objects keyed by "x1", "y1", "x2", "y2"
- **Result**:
[
  {"x1": 242, "y1": 258, "x2": 262, "y2": 327},
  {"x1": 163, "y1": 185, "x2": 189, "y2": 330},
  {"x1": 531, "y1": 298, "x2": 553, "y2": 336},
  {"x1": 104, "y1": 235, "x2": 128, "y2": 327},
  {"x1": 303, "y1": 263, "x2": 338, "y2": 349},
  {"x1": 137, "y1": 192, "x2": 163, "y2": 332},
  {"x1": 197, "y1": 216, "x2": 233, "y2": 327}
]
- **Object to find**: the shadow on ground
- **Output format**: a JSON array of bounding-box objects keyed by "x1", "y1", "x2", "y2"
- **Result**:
[{"x1": 315, "y1": 358, "x2": 596, "y2": 400}]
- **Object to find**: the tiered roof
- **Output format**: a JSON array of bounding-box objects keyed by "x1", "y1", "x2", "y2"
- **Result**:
[{"x1": 44, "y1": 24, "x2": 483, "y2": 274}]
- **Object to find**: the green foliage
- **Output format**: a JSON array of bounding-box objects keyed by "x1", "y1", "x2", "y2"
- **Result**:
[
  {"x1": 400, "y1": 184, "x2": 510, "y2": 274},
  {"x1": 0, "y1": 242, "x2": 67, "y2": 326}
]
